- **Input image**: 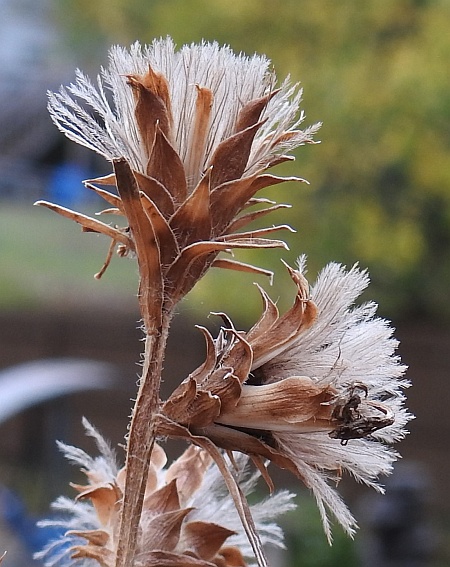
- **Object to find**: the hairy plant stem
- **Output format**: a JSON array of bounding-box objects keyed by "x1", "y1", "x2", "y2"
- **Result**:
[{"x1": 115, "y1": 310, "x2": 173, "y2": 567}]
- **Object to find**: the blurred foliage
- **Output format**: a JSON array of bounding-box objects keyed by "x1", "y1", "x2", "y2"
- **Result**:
[
  {"x1": 50, "y1": 0, "x2": 450, "y2": 323},
  {"x1": 283, "y1": 494, "x2": 358, "y2": 567}
]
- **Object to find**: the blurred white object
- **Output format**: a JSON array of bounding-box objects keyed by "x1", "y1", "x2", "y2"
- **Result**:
[{"x1": 0, "y1": 359, "x2": 117, "y2": 424}]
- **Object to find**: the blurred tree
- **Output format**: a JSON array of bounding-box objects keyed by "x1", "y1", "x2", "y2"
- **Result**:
[{"x1": 52, "y1": 0, "x2": 450, "y2": 322}]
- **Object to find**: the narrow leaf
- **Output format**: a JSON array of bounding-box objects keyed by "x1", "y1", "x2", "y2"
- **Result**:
[
  {"x1": 208, "y1": 121, "x2": 264, "y2": 189},
  {"x1": 34, "y1": 200, "x2": 131, "y2": 246},
  {"x1": 84, "y1": 173, "x2": 117, "y2": 186},
  {"x1": 185, "y1": 86, "x2": 213, "y2": 189},
  {"x1": 169, "y1": 169, "x2": 211, "y2": 248},
  {"x1": 127, "y1": 72, "x2": 172, "y2": 157},
  {"x1": 211, "y1": 258, "x2": 273, "y2": 281},
  {"x1": 166, "y1": 239, "x2": 288, "y2": 304},
  {"x1": 134, "y1": 171, "x2": 175, "y2": 218},
  {"x1": 113, "y1": 158, "x2": 163, "y2": 330},
  {"x1": 189, "y1": 326, "x2": 217, "y2": 382},
  {"x1": 140, "y1": 192, "x2": 179, "y2": 267},
  {"x1": 227, "y1": 203, "x2": 291, "y2": 233},
  {"x1": 246, "y1": 285, "x2": 279, "y2": 342},
  {"x1": 250, "y1": 267, "x2": 318, "y2": 370},
  {"x1": 84, "y1": 182, "x2": 123, "y2": 210},
  {"x1": 210, "y1": 174, "x2": 301, "y2": 237},
  {"x1": 234, "y1": 90, "x2": 279, "y2": 133},
  {"x1": 219, "y1": 225, "x2": 295, "y2": 242},
  {"x1": 147, "y1": 126, "x2": 187, "y2": 206}
]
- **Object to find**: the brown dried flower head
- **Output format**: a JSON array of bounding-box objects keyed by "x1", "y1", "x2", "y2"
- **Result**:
[
  {"x1": 36, "y1": 420, "x2": 295, "y2": 567},
  {"x1": 38, "y1": 38, "x2": 320, "y2": 328},
  {"x1": 159, "y1": 258, "x2": 412, "y2": 541}
]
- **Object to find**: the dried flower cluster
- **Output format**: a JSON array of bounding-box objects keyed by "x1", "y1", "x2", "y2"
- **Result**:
[
  {"x1": 37, "y1": 420, "x2": 294, "y2": 567},
  {"x1": 35, "y1": 37, "x2": 411, "y2": 567}
]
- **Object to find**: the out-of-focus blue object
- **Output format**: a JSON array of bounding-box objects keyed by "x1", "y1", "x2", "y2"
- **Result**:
[
  {"x1": 0, "y1": 486, "x2": 63, "y2": 556},
  {"x1": 48, "y1": 162, "x2": 93, "y2": 207},
  {"x1": 0, "y1": 358, "x2": 117, "y2": 425}
]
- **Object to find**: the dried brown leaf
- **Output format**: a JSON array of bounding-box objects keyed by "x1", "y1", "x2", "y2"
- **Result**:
[
  {"x1": 146, "y1": 126, "x2": 187, "y2": 206},
  {"x1": 226, "y1": 203, "x2": 291, "y2": 234},
  {"x1": 67, "y1": 529, "x2": 109, "y2": 547},
  {"x1": 217, "y1": 546, "x2": 247, "y2": 567},
  {"x1": 162, "y1": 378, "x2": 198, "y2": 421},
  {"x1": 84, "y1": 182, "x2": 123, "y2": 211},
  {"x1": 94, "y1": 238, "x2": 118, "y2": 280},
  {"x1": 181, "y1": 521, "x2": 236, "y2": 561},
  {"x1": 95, "y1": 207, "x2": 122, "y2": 216},
  {"x1": 217, "y1": 332, "x2": 253, "y2": 386},
  {"x1": 216, "y1": 377, "x2": 335, "y2": 432},
  {"x1": 169, "y1": 170, "x2": 212, "y2": 248},
  {"x1": 202, "y1": 368, "x2": 242, "y2": 412},
  {"x1": 113, "y1": 158, "x2": 163, "y2": 329},
  {"x1": 134, "y1": 171, "x2": 175, "y2": 218},
  {"x1": 218, "y1": 237, "x2": 288, "y2": 250},
  {"x1": 165, "y1": 445, "x2": 212, "y2": 508},
  {"x1": 191, "y1": 437, "x2": 269, "y2": 567},
  {"x1": 234, "y1": 90, "x2": 279, "y2": 134},
  {"x1": 155, "y1": 418, "x2": 273, "y2": 567},
  {"x1": 185, "y1": 86, "x2": 214, "y2": 187},
  {"x1": 244, "y1": 197, "x2": 276, "y2": 207},
  {"x1": 135, "y1": 550, "x2": 216, "y2": 567},
  {"x1": 72, "y1": 484, "x2": 121, "y2": 526},
  {"x1": 84, "y1": 173, "x2": 116, "y2": 186},
  {"x1": 188, "y1": 326, "x2": 217, "y2": 382},
  {"x1": 263, "y1": 154, "x2": 296, "y2": 170},
  {"x1": 137, "y1": 65, "x2": 174, "y2": 136},
  {"x1": 71, "y1": 544, "x2": 114, "y2": 567},
  {"x1": 127, "y1": 72, "x2": 172, "y2": 156},
  {"x1": 245, "y1": 286, "x2": 279, "y2": 343},
  {"x1": 140, "y1": 191, "x2": 179, "y2": 266},
  {"x1": 189, "y1": 422, "x2": 299, "y2": 480},
  {"x1": 249, "y1": 456, "x2": 275, "y2": 494},
  {"x1": 219, "y1": 224, "x2": 295, "y2": 242},
  {"x1": 210, "y1": 174, "x2": 300, "y2": 237},
  {"x1": 142, "y1": 508, "x2": 192, "y2": 552},
  {"x1": 208, "y1": 122, "x2": 263, "y2": 190},
  {"x1": 250, "y1": 276, "x2": 317, "y2": 370},
  {"x1": 162, "y1": 378, "x2": 221, "y2": 427},
  {"x1": 210, "y1": 258, "x2": 273, "y2": 281},
  {"x1": 165, "y1": 239, "x2": 287, "y2": 305},
  {"x1": 34, "y1": 201, "x2": 131, "y2": 246},
  {"x1": 143, "y1": 479, "x2": 180, "y2": 515}
]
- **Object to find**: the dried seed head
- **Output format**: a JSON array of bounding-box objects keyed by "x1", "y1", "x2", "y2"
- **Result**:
[
  {"x1": 160, "y1": 259, "x2": 412, "y2": 542},
  {"x1": 39, "y1": 38, "x2": 320, "y2": 316},
  {"x1": 36, "y1": 420, "x2": 295, "y2": 567}
]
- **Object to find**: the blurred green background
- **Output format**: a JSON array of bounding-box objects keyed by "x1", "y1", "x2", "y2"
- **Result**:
[{"x1": 0, "y1": 1, "x2": 449, "y2": 566}]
